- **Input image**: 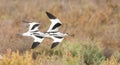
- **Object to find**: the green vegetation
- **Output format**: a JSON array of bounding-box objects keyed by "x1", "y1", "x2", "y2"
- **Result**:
[{"x1": 1, "y1": 41, "x2": 120, "y2": 65}]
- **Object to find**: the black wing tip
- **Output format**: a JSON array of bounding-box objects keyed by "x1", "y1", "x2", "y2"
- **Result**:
[
  {"x1": 31, "y1": 24, "x2": 40, "y2": 30},
  {"x1": 51, "y1": 42, "x2": 59, "y2": 49},
  {"x1": 31, "y1": 42, "x2": 40, "y2": 49},
  {"x1": 46, "y1": 11, "x2": 56, "y2": 19},
  {"x1": 52, "y1": 23, "x2": 62, "y2": 30}
]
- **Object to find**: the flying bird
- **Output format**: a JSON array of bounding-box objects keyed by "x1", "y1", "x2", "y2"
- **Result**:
[
  {"x1": 21, "y1": 22, "x2": 45, "y2": 49},
  {"x1": 20, "y1": 12, "x2": 71, "y2": 49},
  {"x1": 45, "y1": 12, "x2": 68, "y2": 49}
]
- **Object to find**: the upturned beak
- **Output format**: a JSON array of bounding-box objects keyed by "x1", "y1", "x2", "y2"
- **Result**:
[
  {"x1": 16, "y1": 33, "x2": 22, "y2": 36},
  {"x1": 67, "y1": 33, "x2": 75, "y2": 37},
  {"x1": 22, "y1": 20, "x2": 31, "y2": 28},
  {"x1": 22, "y1": 20, "x2": 30, "y2": 23},
  {"x1": 16, "y1": 33, "x2": 23, "y2": 38}
]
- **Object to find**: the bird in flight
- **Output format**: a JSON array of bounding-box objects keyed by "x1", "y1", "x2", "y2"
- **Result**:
[
  {"x1": 45, "y1": 12, "x2": 68, "y2": 49},
  {"x1": 21, "y1": 12, "x2": 70, "y2": 49},
  {"x1": 21, "y1": 22, "x2": 45, "y2": 49}
]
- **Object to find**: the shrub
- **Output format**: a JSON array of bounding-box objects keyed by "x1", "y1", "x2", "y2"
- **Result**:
[
  {"x1": 0, "y1": 49, "x2": 34, "y2": 65},
  {"x1": 81, "y1": 42, "x2": 105, "y2": 65}
]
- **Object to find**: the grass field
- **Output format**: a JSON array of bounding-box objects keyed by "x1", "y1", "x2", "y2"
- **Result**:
[{"x1": 0, "y1": 0, "x2": 120, "y2": 65}]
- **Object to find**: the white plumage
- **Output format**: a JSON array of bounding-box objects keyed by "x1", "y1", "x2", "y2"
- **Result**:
[
  {"x1": 46, "y1": 12, "x2": 68, "y2": 49},
  {"x1": 21, "y1": 12, "x2": 69, "y2": 49},
  {"x1": 22, "y1": 22, "x2": 45, "y2": 49},
  {"x1": 28, "y1": 22, "x2": 40, "y2": 32}
]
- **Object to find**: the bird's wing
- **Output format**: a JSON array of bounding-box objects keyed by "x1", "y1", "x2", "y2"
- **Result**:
[
  {"x1": 28, "y1": 22, "x2": 40, "y2": 32},
  {"x1": 50, "y1": 36, "x2": 64, "y2": 49},
  {"x1": 31, "y1": 42, "x2": 40, "y2": 49},
  {"x1": 31, "y1": 34, "x2": 44, "y2": 49},
  {"x1": 46, "y1": 12, "x2": 62, "y2": 33}
]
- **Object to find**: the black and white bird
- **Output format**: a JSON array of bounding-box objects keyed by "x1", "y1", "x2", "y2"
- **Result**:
[
  {"x1": 21, "y1": 22, "x2": 45, "y2": 49},
  {"x1": 21, "y1": 12, "x2": 71, "y2": 49},
  {"x1": 45, "y1": 12, "x2": 68, "y2": 49}
]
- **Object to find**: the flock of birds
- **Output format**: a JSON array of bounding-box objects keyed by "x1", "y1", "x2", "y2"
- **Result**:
[{"x1": 21, "y1": 12, "x2": 70, "y2": 49}]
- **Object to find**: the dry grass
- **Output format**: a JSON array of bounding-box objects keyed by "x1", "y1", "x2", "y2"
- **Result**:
[
  {"x1": 0, "y1": 41, "x2": 120, "y2": 65},
  {"x1": 101, "y1": 56, "x2": 120, "y2": 65},
  {"x1": 0, "y1": 0, "x2": 120, "y2": 65}
]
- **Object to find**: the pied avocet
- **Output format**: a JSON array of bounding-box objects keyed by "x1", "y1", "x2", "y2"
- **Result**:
[
  {"x1": 45, "y1": 12, "x2": 69, "y2": 49},
  {"x1": 21, "y1": 21, "x2": 45, "y2": 49}
]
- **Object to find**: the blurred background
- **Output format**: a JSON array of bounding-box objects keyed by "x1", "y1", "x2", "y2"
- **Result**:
[{"x1": 0, "y1": 0, "x2": 120, "y2": 65}]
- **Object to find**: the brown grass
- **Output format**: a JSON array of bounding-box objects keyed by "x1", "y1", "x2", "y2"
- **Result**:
[{"x1": 0, "y1": 0, "x2": 120, "y2": 65}]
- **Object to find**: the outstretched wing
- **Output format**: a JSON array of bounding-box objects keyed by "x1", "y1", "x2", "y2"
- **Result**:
[
  {"x1": 31, "y1": 33, "x2": 44, "y2": 49},
  {"x1": 46, "y1": 12, "x2": 62, "y2": 33},
  {"x1": 28, "y1": 22, "x2": 40, "y2": 32},
  {"x1": 50, "y1": 36, "x2": 64, "y2": 49}
]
